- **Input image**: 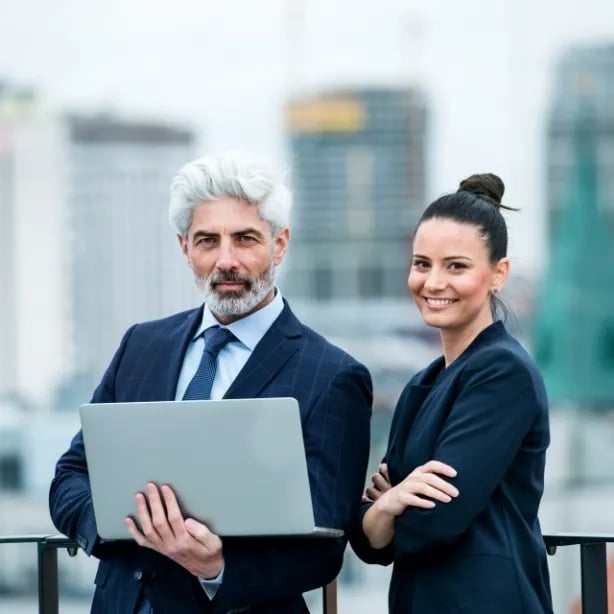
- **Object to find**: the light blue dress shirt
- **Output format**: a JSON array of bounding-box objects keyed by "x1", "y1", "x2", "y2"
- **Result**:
[{"x1": 174, "y1": 290, "x2": 284, "y2": 599}]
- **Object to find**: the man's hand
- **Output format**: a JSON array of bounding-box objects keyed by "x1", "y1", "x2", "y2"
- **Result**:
[{"x1": 126, "y1": 482, "x2": 224, "y2": 579}]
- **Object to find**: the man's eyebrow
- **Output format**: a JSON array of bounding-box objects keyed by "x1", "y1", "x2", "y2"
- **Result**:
[{"x1": 233, "y1": 227, "x2": 264, "y2": 237}]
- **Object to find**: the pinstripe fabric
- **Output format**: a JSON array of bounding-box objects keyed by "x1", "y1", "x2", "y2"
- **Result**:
[
  {"x1": 49, "y1": 300, "x2": 373, "y2": 613},
  {"x1": 134, "y1": 596, "x2": 153, "y2": 614}
]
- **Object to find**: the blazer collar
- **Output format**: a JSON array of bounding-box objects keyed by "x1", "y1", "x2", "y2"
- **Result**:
[
  {"x1": 223, "y1": 299, "x2": 303, "y2": 399},
  {"x1": 164, "y1": 306, "x2": 204, "y2": 400}
]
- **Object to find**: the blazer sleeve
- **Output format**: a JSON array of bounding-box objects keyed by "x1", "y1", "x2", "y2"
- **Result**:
[
  {"x1": 48, "y1": 325, "x2": 137, "y2": 557},
  {"x1": 348, "y1": 383, "x2": 416, "y2": 566},
  {"x1": 393, "y1": 349, "x2": 545, "y2": 559},
  {"x1": 214, "y1": 362, "x2": 372, "y2": 611}
]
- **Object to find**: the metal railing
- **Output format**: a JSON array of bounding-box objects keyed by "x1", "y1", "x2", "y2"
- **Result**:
[
  {"x1": 543, "y1": 533, "x2": 614, "y2": 614},
  {"x1": 1, "y1": 533, "x2": 612, "y2": 613},
  {"x1": 0, "y1": 534, "x2": 78, "y2": 614}
]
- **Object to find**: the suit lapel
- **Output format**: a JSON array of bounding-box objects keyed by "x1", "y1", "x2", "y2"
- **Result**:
[
  {"x1": 162, "y1": 307, "x2": 203, "y2": 400},
  {"x1": 223, "y1": 301, "x2": 303, "y2": 400}
]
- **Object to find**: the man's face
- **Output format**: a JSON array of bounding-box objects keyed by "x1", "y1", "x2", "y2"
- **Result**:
[{"x1": 178, "y1": 197, "x2": 289, "y2": 323}]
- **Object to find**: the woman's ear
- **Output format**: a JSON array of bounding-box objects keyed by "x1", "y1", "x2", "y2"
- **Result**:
[{"x1": 492, "y1": 257, "x2": 510, "y2": 293}]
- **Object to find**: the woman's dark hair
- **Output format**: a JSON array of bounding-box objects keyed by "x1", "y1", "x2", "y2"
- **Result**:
[{"x1": 415, "y1": 172, "x2": 518, "y2": 319}]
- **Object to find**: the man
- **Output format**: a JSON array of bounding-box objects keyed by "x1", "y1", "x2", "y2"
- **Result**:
[{"x1": 49, "y1": 150, "x2": 372, "y2": 613}]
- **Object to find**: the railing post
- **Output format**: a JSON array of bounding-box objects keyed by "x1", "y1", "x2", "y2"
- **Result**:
[
  {"x1": 37, "y1": 539, "x2": 60, "y2": 614},
  {"x1": 322, "y1": 579, "x2": 337, "y2": 614},
  {"x1": 580, "y1": 542, "x2": 608, "y2": 614}
]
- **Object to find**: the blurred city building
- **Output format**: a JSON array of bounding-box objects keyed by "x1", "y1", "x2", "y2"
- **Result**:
[
  {"x1": 65, "y1": 114, "x2": 198, "y2": 398},
  {"x1": 536, "y1": 44, "x2": 614, "y2": 613},
  {"x1": 282, "y1": 86, "x2": 432, "y2": 413},
  {"x1": 0, "y1": 84, "x2": 67, "y2": 409},
  {"x1": 0, "y1": 92, "x2": 199, "y2": 409},
  {"x1": 547, "y1": 44, "x2": 614, "y2": 235},
  {"x1": 284, "y1": 86, "x2": 427, "y2": 304},
  {"x1": 535, "y1": 108, "x2": 614, "y2": 412}
]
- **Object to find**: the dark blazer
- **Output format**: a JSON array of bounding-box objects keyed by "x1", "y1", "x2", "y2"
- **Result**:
[
  {"x1": 49, "y1": 300, "x2": 372, "y2": 614},
  {"x1": 351, "y1": 321, "x2": 553, "y2": 614}
]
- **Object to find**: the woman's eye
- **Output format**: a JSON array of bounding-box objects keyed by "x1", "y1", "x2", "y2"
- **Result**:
[
  {"x1": 412, "y1": 260, "x2": 429, "y2": 269},
  {"x1": 448, "y1": 262, "x2": 466, "y2": 271}
]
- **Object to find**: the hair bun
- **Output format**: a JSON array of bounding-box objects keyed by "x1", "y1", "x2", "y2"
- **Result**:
[{"x1": 458, "y1": 173, "x2": 505, "y2": 205}]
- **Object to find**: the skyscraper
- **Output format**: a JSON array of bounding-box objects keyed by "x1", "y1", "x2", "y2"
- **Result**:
[
  {"x1": 66, "y1": 114, "x2": 197, "y2": 392},
  {"x1": 0, "y1": 85, "x2": 67, "y2": 407},
  {"x1": 0, "y1": 100, "x2": 199, "y2": 407},
  {"x1": 546, "y1": 44, "x2": 614, "y2": 236},
  {"x1": 284, "y1": 87, "x2": 427, "y2": 311}
]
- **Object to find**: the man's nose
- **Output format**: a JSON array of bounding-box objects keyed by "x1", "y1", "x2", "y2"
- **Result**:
[{"x1": 215, "y1": 241, "x2": 240, "y2": 270}]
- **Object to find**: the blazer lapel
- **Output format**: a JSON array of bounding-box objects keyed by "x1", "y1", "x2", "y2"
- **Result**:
[
  {"x1": 223, "y1": 301, "x2": 303, "y2": 400},
  {"x1": 162, "y1": 307, "x2": 204, "y2": 400}
]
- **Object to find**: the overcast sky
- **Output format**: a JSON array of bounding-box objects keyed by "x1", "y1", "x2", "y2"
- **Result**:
[{"x1": 2, "y1": 0, "x2": 614, "y2": 276}]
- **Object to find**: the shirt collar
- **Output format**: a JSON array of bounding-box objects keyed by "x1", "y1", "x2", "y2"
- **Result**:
[{"x1": 194, "y1": 289, "x2": 284, "y2": 351}]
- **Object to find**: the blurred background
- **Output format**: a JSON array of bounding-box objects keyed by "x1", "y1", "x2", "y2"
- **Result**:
[{"x1": 1, "y1": 0, "x2": 614, "y2": 611}]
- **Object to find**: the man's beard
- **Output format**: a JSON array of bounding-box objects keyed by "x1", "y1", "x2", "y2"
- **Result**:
[{"x1": 195, "y1": 264, "x2": 276, "y2": 316}]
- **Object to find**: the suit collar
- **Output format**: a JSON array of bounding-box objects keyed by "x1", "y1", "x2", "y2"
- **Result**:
[
  {"x1": 414, "y1": 320, "x2": 507, "y2": 388},
  {"x1": 164, "y1": 307, "x2": 204, "y2": 400},
  {"x1": 223, "y1": 299, "x2": 303, "y2": 399}
]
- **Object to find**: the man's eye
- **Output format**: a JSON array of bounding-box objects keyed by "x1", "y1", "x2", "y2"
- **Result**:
[
  {"x1": 195, "y1": 236, "x2": 215, "y2": 245},
  {"x1": 239, "y1": 235, "x2": 256, "y2": 243}
]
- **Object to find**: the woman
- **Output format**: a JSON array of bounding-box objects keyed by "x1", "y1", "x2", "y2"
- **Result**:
[{"x1": 351, "y1": 174, "x2": 553, "y2": 613}]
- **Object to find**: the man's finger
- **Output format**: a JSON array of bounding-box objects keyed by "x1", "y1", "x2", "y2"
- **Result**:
[
  {"x1": 134, "y1": 492, "x2": 157, "y2": 539},
  {"x1": 185, "y1": 518, "x2": 222, "y2": 551},
  {"x1": 161, "y1": 484, "x2": 187, "y2": 535},
  {"x1": 126, "y1": 516, "x2": 148, "y2": 547},
  {"x1": 147, "y1": 482, "x2": 175, "y2": 540}
]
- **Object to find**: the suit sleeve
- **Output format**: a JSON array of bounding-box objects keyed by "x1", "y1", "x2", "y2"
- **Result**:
[
  {"x1": 215, "y1": 362, "x2": 372, "y2": 610},
  {"x1": 48, "y1": 326, "x2": 137, "y2": 557},
  {"x1": 349, "y1": 384, "x2": 415, "y2": 566},
  {"x1": 393, "y1": 350, "x2": 543, "y2": 559}
]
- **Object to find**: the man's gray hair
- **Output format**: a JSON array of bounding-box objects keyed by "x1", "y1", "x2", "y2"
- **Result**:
[{"x1": 169, "y1": 150, "x2": 292, "y2": 237}]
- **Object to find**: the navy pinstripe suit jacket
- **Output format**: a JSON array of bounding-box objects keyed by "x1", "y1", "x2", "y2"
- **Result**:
[{"x1": 50, "y1": 300, "x2": 372, "y2": 614}]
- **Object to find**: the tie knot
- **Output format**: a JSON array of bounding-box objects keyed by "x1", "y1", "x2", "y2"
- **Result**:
[{"x1": 203, "y1": 326, "x2": 236, "y2": 359}]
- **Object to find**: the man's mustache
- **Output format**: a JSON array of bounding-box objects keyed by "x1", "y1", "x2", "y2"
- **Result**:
[{"x1": 209, "y1": 272, "x2": 251, "y2": 288}]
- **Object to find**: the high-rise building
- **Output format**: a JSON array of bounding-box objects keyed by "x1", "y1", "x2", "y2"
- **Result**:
[
  {"x1": 284, "y1": 87, "x2": 427, "y2": 310},
  {"x1": 66, "y1": 115, "x2": 197, "y2": 392},
  {"x1": 0, "y1": 85, "x2": 67, "y2": 407},
  {"x1": 546, "y1": 44, "x2": 614, "y2": 236},
  {"x1": 0, "y1": 97, "x2": 199, "y2": 407}
]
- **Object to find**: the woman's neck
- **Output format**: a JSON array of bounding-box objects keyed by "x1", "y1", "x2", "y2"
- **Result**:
[{"x1": 440, "y1": 314, "x2": 494, "y2": 367}]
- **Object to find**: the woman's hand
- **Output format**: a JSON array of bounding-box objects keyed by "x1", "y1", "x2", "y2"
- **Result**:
[
  {"x1": 363, "y1": 463, "x2": 392, "y2": 502},
  {"x1": 375, "y1": 460, "x2": 459, "y2": 516},
  {"x1": 362, "y1": 460, "x2": 459, "y2": 549}
]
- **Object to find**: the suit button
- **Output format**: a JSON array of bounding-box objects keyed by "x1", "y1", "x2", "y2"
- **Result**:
[{"x1": 133, "y1": 569, "x2": 143, "y2": 581}]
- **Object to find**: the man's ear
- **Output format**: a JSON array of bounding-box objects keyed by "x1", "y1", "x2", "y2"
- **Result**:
[
  {"x1": 273, "y1": 228, "x2": 290, "y2": 266},
  {"x1": 177, "y1": 233, "x2": 191, "y2": 263}
]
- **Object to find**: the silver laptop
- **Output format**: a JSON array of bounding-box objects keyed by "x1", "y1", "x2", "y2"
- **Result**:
[{"x1": 79, "y1": 397, "x2": 343, "y2": 540}]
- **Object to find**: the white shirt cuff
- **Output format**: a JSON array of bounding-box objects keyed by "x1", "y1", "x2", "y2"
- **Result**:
[{"x1": 198, "y1": 565, "x2": 225, "y2": 600}]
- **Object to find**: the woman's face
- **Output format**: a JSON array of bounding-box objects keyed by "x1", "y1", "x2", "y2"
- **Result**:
[{"x1": 408, "y1": 218, "x2": 508, "y2": 334}]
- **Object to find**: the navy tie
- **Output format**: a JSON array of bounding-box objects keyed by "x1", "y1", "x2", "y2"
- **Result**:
[{"x1": 183, "y1": 326, "x2": 236, "y2": 400}]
